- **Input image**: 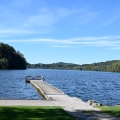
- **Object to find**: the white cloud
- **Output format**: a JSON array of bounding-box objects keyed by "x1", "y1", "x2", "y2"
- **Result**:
[
  {"x1": 51, "y1": 45, "x2": 72, "y2": 48},
  {"x1": 0, "y1": 9, "x2": 24, "y2": 29},
  {"x1": 1, "y1": 36, "x2": 120, "y2": 49},
  {"x1": 22, "y1": 7, "x2": 74, "y2": 28},
  {"x1": 0, "y1": 28, "x2": 47, "y2": 37},
  {"x1": 0, "y1": 5, "x2": 100, "y2": 36},
  {"x1": 0, "y1": 7, "x2": 77, "y2": 33},
  {"x1": 0, "y1": 29, "x2": 33, "y2": 34},
  {"x1": 22, "y1": 7, "x2": 99, "y2": 28}
]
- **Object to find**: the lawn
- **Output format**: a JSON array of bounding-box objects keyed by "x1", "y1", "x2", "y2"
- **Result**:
[
  {"x1": 97, "y1": 106, "x2": 120, "y2": 118},
  {"x1": 0, "y1": 106, "x2": 74, "y2": 120}
]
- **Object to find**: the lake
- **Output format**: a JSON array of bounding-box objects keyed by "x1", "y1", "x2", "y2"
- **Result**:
[{"x1": 0, "y1": 69, "x2": 120, "y2": 106}]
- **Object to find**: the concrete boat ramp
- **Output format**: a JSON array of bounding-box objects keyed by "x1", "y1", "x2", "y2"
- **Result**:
[{"x1": 0, "y1": 80, "x2": 119, "y2": 120}]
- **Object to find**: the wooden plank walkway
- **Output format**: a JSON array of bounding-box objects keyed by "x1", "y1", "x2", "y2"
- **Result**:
[{"x1": 30, "y1": 80, "x2": 65, "y2": 95}]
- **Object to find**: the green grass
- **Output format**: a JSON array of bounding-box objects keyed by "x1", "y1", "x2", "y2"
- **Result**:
[
  {"x1": 97, "y1": 106, "x2": 120, "y2": 117},
  {"x1": 0, "y1": 106, "x2": 74, "y2": 120}
]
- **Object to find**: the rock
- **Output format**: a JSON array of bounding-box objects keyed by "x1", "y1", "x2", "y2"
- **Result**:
[
  {"x1": 92, "y1": 103, "x2": 102, "y2": 106},
  {"x1": 87, "y1": 100, "x2": 96, "y2": 105},
  {"x1": 87, "y1": 100, "x2": 102, "y2": 106}
]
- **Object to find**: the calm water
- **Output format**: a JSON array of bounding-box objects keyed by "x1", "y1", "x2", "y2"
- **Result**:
[{"x1": 0, "y1": 69, "x2": 120, "y2": 105}]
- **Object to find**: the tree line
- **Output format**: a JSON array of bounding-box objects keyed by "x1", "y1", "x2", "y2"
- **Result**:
[
  {"x1": 80, "y1": 60, "x2": 120, "y2": 72},
  {"x1": 27, "y1": 60, "x2": 120, "y2": 72},
  {"x1": 1, "y1": 42, "x2": 120, "y2": 72},
  {"x1": 27, "y1": 62, "x2": 80, "y2": 70},
  {"x1": 0, "y1": 43, "x2": 27, "y2": 69}
]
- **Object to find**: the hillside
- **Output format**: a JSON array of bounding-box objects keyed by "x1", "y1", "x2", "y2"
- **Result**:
[
  {"x1": 27, "y1": 62, "x2": 80, "y2": 70},
  {"x1": 0, "y1": 43, "x2": 27, "y2": 69},
  {"x1": 27, "y1": 60, "x2": 120, "y2": 72},
  {"x1": 81, "y1": 60, "x2": 120, "y2": 72}
]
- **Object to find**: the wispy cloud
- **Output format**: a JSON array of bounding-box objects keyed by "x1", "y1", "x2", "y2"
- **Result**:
[
  {"x1": 0, "y1": 29, "x2": 33, "y2": 34},
  {"x1": 75, "y1": 11, "x2": 99, "y2": 25},
  {"x1": 23, "y1": 7, "x2": 77, "y2": 28},
  {"x1": 103, "y1": 15, "x2": 120, "y2": 26},
  {"x1": 10, "y1": 0, "x2": 31, "y2": 8},
  {"x1": 0, "y1": 6, "x2": 99, "y2": 37},
  {"x1": 110, "y1": 47, "x2": 120, "y2": 50},
  {"x1": 1, "y1": 36, "x2": 120, "y2": 49},
  {"x1": 0, "y1": 29, "x2": 45, "y2": 37},
  {"x1": 51, "y1": 45, "x2": 72, "y2": 48}
]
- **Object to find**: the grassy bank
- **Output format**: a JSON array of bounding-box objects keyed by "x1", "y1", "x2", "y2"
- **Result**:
[
  {"x1": 0, "y1": 106, "x2": 74, "y2": 120},
  {"x1": 98, "y1": 106, "x2": 120, "y2": 118}
]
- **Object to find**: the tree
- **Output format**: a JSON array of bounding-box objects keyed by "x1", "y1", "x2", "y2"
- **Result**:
[
  {"x1": 0, "y1": 58, "x2": 8, "y2": 69},
  {"x1": 0, "y1": 43, "x2": 27, "y2": 69}
]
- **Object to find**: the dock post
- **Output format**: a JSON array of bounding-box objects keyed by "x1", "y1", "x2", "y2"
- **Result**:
[{"x1": 41, "y1": 76, "x2": 44, "y2": 81}]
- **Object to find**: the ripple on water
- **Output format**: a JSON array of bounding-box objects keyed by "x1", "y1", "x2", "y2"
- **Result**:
[{"x1": 0, "y1": 69, "x2": 120, "y2": 105}]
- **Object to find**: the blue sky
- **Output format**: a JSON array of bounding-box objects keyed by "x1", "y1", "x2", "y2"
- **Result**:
[{"x1": 0, "y1": 0, "x2": 120, "y2": 64}]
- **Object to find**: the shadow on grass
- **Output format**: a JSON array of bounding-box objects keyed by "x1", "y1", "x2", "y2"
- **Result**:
[
  {"x1": 0, "y1": 106, "x2": 74, "y2": 120},
  {"x1": 97, "y1": 106, "x2": 120, "y2": 118},
  {"x1": 66, "y1": 109, "x2": 120, "y2": 120}
]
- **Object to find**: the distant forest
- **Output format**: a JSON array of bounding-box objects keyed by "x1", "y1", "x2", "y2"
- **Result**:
[
  {"x1": 0, "y1": 43, "x2": 27, "y2": 69},
  {"x1": 1, "y1": 42, "x2": 120, "y2": 72},
  {"x1": 27, "y1": 60, "x2": 120, "y2": 72}
]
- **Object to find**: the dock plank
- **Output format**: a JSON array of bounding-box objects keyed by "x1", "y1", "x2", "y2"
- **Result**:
[{"x1": 30, "y1": 80, "x2": 64, "y2": 95}]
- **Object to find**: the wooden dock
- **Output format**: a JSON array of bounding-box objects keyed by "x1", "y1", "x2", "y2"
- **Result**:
[
  {"x1": 30, "y1": 80, "x2": 65, "y2": 100},
  {"x1": 0, "y1": 79, "x2": 119, "y2": 120}
]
